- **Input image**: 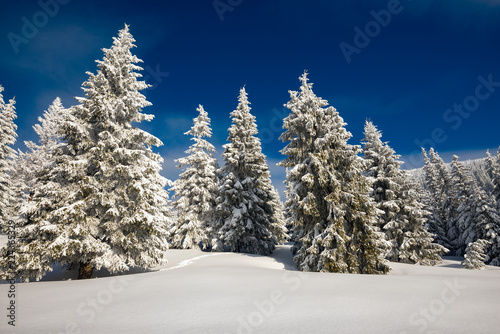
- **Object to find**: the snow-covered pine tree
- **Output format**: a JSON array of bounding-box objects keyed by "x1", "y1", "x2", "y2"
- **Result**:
[
  {"x1": 25, "y1": 98, "x2": 66, "y2": 168},
  {"x1": 269, "y1": 186, "x2": 288, "y2": 244},
  {"x1": 170, "y1": 105, "x2": 219, "y2": 250},
  {"x1": 279, "y1": 72, "x2": 389, "y2": 274},
  {"x1": 472, "y1": 184, "x2": 500, "y2": 266},
  {"x1": 429, "y1": 149, "x2": 457, "y2": 228},
  {"x1": 362, "y1": 121, "x2": 446, "y2": 265},
  {"x1": 462, "y1": 239, "x2": 490, "y2": 270},
  {"x1": 1, "y1": 98, "x2": 69, "y2": 280},
  {"x1": 6, "y1": 25, "x2": 172, "y2": 281},
  {"x1": 421, "y1": 148, "x2": 451, "y2": 251},
  {"x1": 214, "y1": 87, "x2": 284, "y2": 255},
  {"x1": 362, "y1": 121, "x2": 402, "y2": 233},
  {"x1": 485, "y1": 150, "x2": 495, "y2": 180},
  {"x1": 19, "y1": 98, "x2": 68, "y2": 200},
  {"x1": 0, "y1": 85, "x2": 17, "y2": 232},
  {"x1": 491, "y1": 147, "x2": 500, "y2": 210},
  {"x1": 449, "y1": 155, "x2": 478, "y2": 255}
]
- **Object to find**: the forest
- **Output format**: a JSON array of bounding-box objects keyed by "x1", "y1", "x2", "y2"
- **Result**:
[{"x1": 1, "y1": 25, "x2": 499, "y2": 282}]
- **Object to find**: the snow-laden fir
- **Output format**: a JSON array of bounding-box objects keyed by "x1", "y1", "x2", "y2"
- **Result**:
[
  {"x1": 170, "y1": 105, "x2": 219, "y2": 250},
  {"x1": 213, "y1": 87, "x2": 287, "y2": 255},
  {"x1": 361, "y1": 121, "x2": 447, "y2": 265},
  {"x1": 0, "y1": 86, "x2": 17, "y2": 233},
  {"x1": 279, "y1": 72, "x2": 388, "y2": 274},
  {"x1": 421, "y1": 148, "x2": 500, "y2": 266},
  {"x1": 0, "y1": 25, "x2": 172, "y2": 281}
]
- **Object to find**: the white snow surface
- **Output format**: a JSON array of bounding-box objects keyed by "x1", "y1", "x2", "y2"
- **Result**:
[{"x1": 1, "y1": 235, "x2": 499, "y2": 334}]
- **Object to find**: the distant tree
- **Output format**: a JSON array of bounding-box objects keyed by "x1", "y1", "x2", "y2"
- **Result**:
[
  {"x1": 268, "y1": 186, "x2": 288, "y2": 244},
  {"x1": 171, "y1": 105, "x2": 219, "y2": 249},
  {"x1": 0, "y1": 85, "x2": 17, "y2": 232},
  {"x1": 462, "y1": 239, "x2": 490, "y2": 270},
  {"x1": 362, "y1": 120, "x2": 402, "y2": 233},
  {"x1": 485, "y1": 150, "x2": 495, "y2": 180},
  {"x1": 421, "y1": 148, "x2": 451, "y2": 251},
  {"x1": 473, "y1": 184, "x2": 500, "y2": 266},
  {"x1": 279, "y1": 73, "x2": 389, "y2": 274},
  {"x1": 362, "y1": 121, "x2": 446, "y2": 265},
  {"x1": 491, "y1": 147, "x2": 500, "y2": 210},
  {"x1": 449, "y1": 155, "x2": 478, "y2": 255},
  {"x1": 430, "y1": 149, "x2": 457, "y2": 230},
  {"x1": 2, "y1": 25, "x2": 172, "y2": 281},
  {"x1": 214, "y1": 87, "x2": 284, "y2": 255}
]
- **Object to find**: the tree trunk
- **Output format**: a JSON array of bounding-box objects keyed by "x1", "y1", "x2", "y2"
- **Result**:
[{"x1": 78, "y1": 261, "x2": 94, "y2": 279}]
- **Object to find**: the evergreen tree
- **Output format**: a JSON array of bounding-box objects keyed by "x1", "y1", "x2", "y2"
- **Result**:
[
  {"x1": 421, "y1": 148, "x2": 451, "y2": 250},
  {"x1": 25, "y1": 98, "x2": 67, "y2": 169},
  {"x1": 429, "y1": 149, "x2": 456, "y2": 225},
  {"x1": 214, "y1": 87, "x2": 284, "y2": 255},
  {"x1": 473, "y1": 184, "x2": 500, "y2": 266},
  {"x1": 462, "y1": 239, "x2": 490, "y2": 270},
  {"x1": 3, "y1": 25, "x2": 172, "y2": 281},
  {"x1": 0, "y1": 85, "x2": 17, "y2": 231},
  {"x1": 491, "y1": 147, "x2": 500, "y2": 210},
  {"x1": 362, "y1": 121, "x2": 446, "y2": 265},
  {"x1": 485, "y1": 150, "x2": 495, "y2": 181},
  {"x1": 19, "y1": 98, "x2": 68, "y2": 200},
  {"x1": 279, "y1": 73, "x2": 389, "y2": 274},
  {"x1": 268, "y1": 186, "x2": 288, "y2": 244},
  {"x1": 171, "y1": 105, "x2": 219, "y2": 250},
  {"x1": 362, "y1": 121, "x2": 402, "y2": 233},
  {"x1": 449, "y1": 155, "x2": 477, "y2": 255}
]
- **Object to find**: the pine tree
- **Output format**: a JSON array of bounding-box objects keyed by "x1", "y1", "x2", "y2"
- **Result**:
[
  {"x1": 268, "y1": 186, "x2": 288, "y2": 244},
  {"x1": 362, "y1": 121, "x2": 446, "y2": 265},
  {"x1": 473, "y1": 184, "x2": 500, "y2": 266},
  {"x1": 449, "y1": 156, "x2": 478, "y2": 255},
  {"x1": 25, "y1": 98, "x2": 67, "y2": 169},
  {"x1": 3, "y1": 25, "x2": 172, "y2": 281},
  {"x1": 421, "y1": 148, "x2": 451, "y2": 251},
  {"x1": 0, "y1": 85, "x2": 17, "y2": 232},
  {"x1": 18, "y1": 98, "x2": 68, "y2": 200},
  {"x1": 362, "y1": 121, "x2": 402, "y2": 232},
  {"x1": 485, "y1": 150, "x2": 495, "y2": 180},
  {"x1": 429, "y1": 149, "x2": 456, "y2": 225},
  {"x1": 214, "y1": 87, "x2": 284, "y2": 255},
  {"x1": 491, "y1": 147, "x2": 500, "y2": 210},
  {"x1": 171, "y1": 105, "x2": 219, "y2": 250},
  {"x1": 279, "y1": 73, "x2": 389, "y2": 274},
  {"x1": 462, "y1": 239, "x2": 490, "y2": 270}
]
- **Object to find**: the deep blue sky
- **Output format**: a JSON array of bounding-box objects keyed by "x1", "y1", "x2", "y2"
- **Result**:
[{"x1": 1, "y1": 0, "x2": 499, "y2": 194}]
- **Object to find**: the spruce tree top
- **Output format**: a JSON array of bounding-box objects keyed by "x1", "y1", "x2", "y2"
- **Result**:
[
  {"x1": 72, "y1": 24, "x2": 160, "y2": 149},
  {"x1": 0, "y1": 86, "x2": 17, "y2": 161},
  {"x1": 187, "y1": 105, "x2": 214, "y2": 139},
  {"x1": 280, "y1": 71, "x2": 353, "y2": 167},
  {"x1": 362, "y1": 120, "x2": 403, "y2": 179},
  {"x1": 223, "y1": 87, "x2": 268, "y2": 179},
  {"x1": 0, "y1": 85, "x2": 17, "y2": 213}
]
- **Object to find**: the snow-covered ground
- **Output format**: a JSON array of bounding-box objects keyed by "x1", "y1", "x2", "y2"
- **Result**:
[{"x1": 1, "y1": 235, "x2": 500, "y2": 334}]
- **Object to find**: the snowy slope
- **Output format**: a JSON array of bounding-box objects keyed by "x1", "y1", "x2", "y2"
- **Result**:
[{"x1": 1, "y1": 241, "x2": 500, "y2": 334}]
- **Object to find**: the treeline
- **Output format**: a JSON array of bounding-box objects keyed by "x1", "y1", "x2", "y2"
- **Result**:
[
  {"x1": 0, "y1": 25, "x2": 498, "y2": 281},
  {"x1": 421, "y1": 148, "x2": 500, "y2": 269}
]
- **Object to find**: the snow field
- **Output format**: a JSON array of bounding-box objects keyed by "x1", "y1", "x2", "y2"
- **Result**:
[{"x1": 1, "y1": 244, "x2": 499, "y2": 334}]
